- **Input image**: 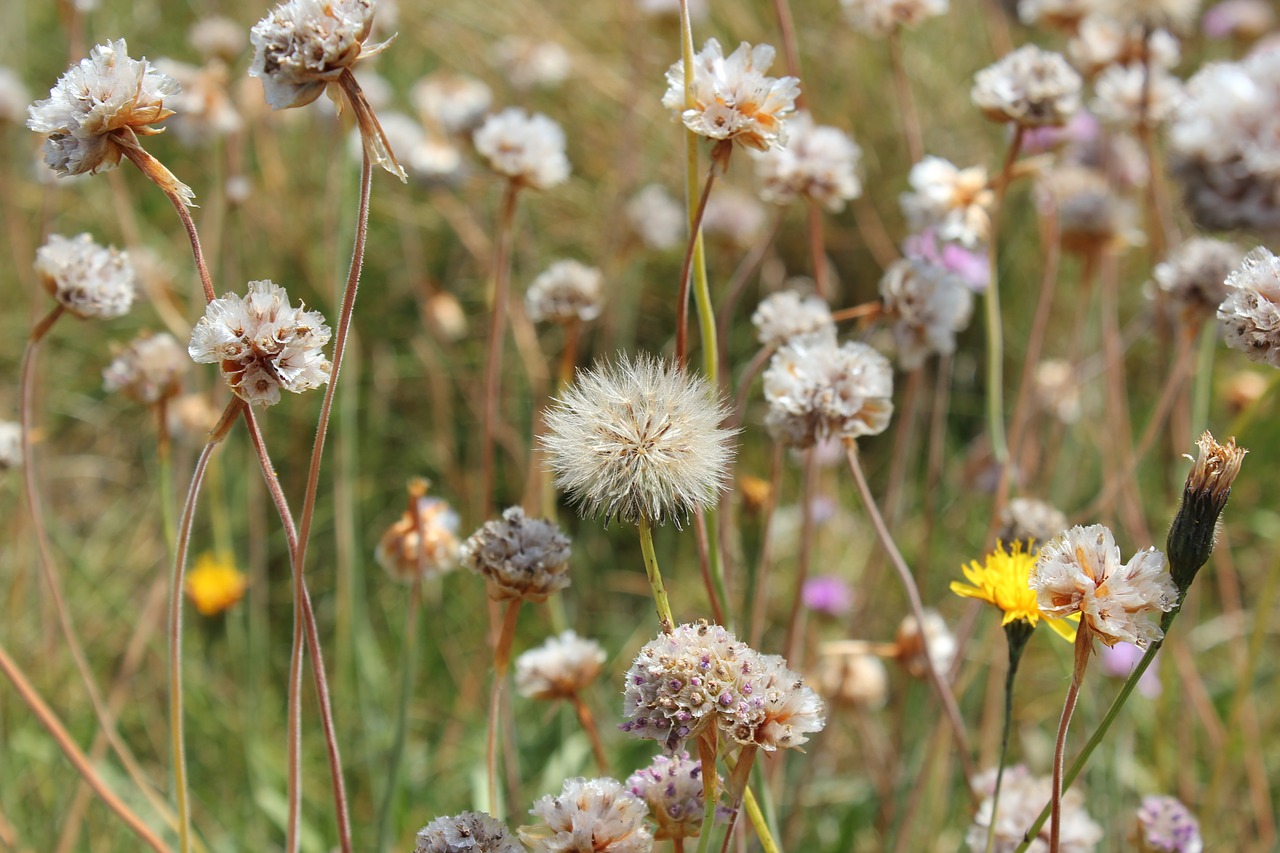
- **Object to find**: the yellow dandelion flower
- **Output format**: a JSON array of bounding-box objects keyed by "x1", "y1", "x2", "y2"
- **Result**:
[
  {"x1": 185, "y1": 553, "x2": 247, "y2": 617},
  {"x1": 950, "y1": 541, "x2": 1078, "y2": 642}
]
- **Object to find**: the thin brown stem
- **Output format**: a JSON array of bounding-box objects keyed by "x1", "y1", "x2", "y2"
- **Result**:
[
  {"x1": 830, "y1": 302, "x2": 883, "y2": 323},
  {"x1": 489, "y1": 600, "x2": 522, "y2": 818},
  {"x1": 887, "y1": 31, "x2": 924, "y2": 164},
  {"x1": 571, "y1": 693, "x2": 611, "y2": 774},
  {"x1": 676, "y1": 164, "x2": 720, "y2": 367},
  {"x1": 732, "y1": 345, "x2": 777, "y2": 431},
  {"x1": 1050, "y1": 625, "x2": 1092, "y2": 852},
  {"x1": 771, "y1": 0, "x2": 804, "y2": 106},
  {"x1": 481, "y1": 181, "x2": 522, "y2": 516},
  {"x1": 806, "y1": 202, "x2": 830, "y2": 299}
]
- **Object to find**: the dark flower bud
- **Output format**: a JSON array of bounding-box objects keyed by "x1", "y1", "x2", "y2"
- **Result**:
[{"x1": 1166, "y1": 432, "x2": 1246, "y2": 595}]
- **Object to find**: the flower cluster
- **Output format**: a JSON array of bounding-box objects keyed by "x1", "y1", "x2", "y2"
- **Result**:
[
  {"x1": 474, "y1": 107, "x2": 571, "y2": 190},
  {"x1": 249, "y1": 0, "x2": 376, "y2": 109},
  {"x1": 900, "y1": 156, "x2": 993, "y2": 248},
  {"x1": 755, "y1": 112, "x2": 862, "y2": 211},
  {"x1": 525, "y1": 260, "x2": 605, "y2": 325},
  {"x1": 841, "y1": 0, "x2": 949, "y2": 37},
  {"x1": 103, "y1": 332, "x2": 188, "y2": 404},
  {"x1": 515, "y1": 631, "x2": 606, "y2": 700},
  {"x1": 415, "y1": 811, "x2": 524, "y2": 853},
  {"x1": 519, "y1": 777, "x2": 653, "y2": 853},
  {"x1": 1134, "y1": 795, "x2": 1203, "y2": 853},
  {"x1": 751, "y1": 289, "x2": 835, "y2": 348},
  {"x1": 967, "y1": 764, "x2": 1103, "y2": 852},
  {"x1": 35, "y1": 233, "x2": 136, "y2": 320},
  {"x1": 374, "y1": 490, "x2": 462, "y2": 582},
  {"x1": 1152, "y1": 237, "x2": 1242, "y2": 327},
  {"x1": 1218, "y1": 246, "x2": 1280, "y2": 368},
  {"x1": 625, "y1": 753, "x2": 708, "y2": 841},
  {"x1": 461, "y1": 507, "x2": 572, "y2": 603},
  {"x1": 971, "y1": 44, "x2": 1082, "y2": 127},
  {"x1": 878, "y1": 257, "x2": 974, "y2": 370}
]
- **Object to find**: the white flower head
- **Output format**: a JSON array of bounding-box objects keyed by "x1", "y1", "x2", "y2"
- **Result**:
[
  {"x1": 492, "y1": 37, "x2": 572, "y2": 90},
  {"x1": 841, "y1": 0, "x2": 950, "y2": 37},
  {"x1": 626, "y1": 185, "x2": 685, "y2": 251},
  {"x1": 900, "y1": 156, "x2": 994, "y2": 248},
  {"x1": 1219, "y1": 246, "x2": 1280, "y2": 367},
  {"x1": 1152, "y1": 237, "x2": 1243, "y2": 326},
  {"x1": 249, "y1": 0, "x2": 376, "y2": 110},
  {"x1": 741, "y1": 654, "x2": 826, "y2": 751},
  {"x1": 971, "y1": 45, "x2": 1082, "y2": 127},
  {"x1": 461, "y1": 507, "x2": 572, "y2": 603},
  {"x1": 515, "y1": 630, "x2": 606, "y2": 700},
  {"x1": 814, "y1": 651, "x2": 889, "y2": 710},
  {"x1": 1068, "y1": 14, "x2": 1181, "y2": 77},
  {"x1": 967, "y1": 764, "x2": 1104, "y2": 852},
  {"x1": 755, "y1": 111, "x2": 863, "y2": 211},
  {"x1": 415, "y1": 811, "x2": 523, "y2": 853},
  {"x1": 1031, "y1": 524, "x2": 1178, "y2": 647},
  {"x1": 1018, "y1": 0, "x2": 1097, "y2": 30},
  {"x1": 662, "y1": 38, "x2": 800, "y2": 152},
  {"x1": 526, "y1": 260, "x2": 604, "y2": 325},
  {"x1": 411, "y1": 71, "x2": 492, "y2": 135},
  {"x1": 752, "y1": 289, "x2": 835, "y2": 348},
  {"x1": 0, "y1": 422, "x2": 21, "y2": 471},
  {"x1": 763, "y1": 328, "x2": 895, "y2": 448},
  {"x1": 28, "y1": 39, "x2": 181, "y2": 180},
  {"x1": 154, "y1": 58, "x2": 243, "y2": 146},
  {"x1": 625, "y1": 753, "x2": 709, "y2": 841},
  {"x1": 188, "y1": 280, "x2": 332, "y2": 406},
  {"x1": 0, "y1": 67, "x2": 31, "y2": 125},
  {"x1": 519, "y1": 777, "x2": 653, "y2": 853},
  {"x1": 34, "y1": 233, "x2": 135, "y2": 320},
  {"x1": 189, "y1": 17, "x2": 247, "y2": 63},
  {"x1": 473, "y1": 107, "x2": 570, "y2": 189},
  {"x1": 103, "y1": 332, "x2": 189, "y2": 404},
  {"x1": 879, "y1": 258, "x2": 975, "y2": 370},
  {"x1": 998, "y1": 496, "x2": 1069, "y2": 546},
  {"x1": 1091, "y1": 62, "x2": 1184, "y2": 128}
]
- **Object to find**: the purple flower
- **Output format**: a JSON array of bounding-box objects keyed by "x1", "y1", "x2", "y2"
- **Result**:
[
  {"x1": 802, "y1": 575, "x2": 854, "y2": 616},
  {"x1": 1099, "y1": 642, "x2": 1162, "y2": 698},
  {"x1": 902, "y1": 228, "x2": 990, "y2": 292}
]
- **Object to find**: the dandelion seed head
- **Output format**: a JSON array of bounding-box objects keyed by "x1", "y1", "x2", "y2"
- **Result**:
[
  {"x1": 415, "y1": 811, "x2": 524, "y2": 853},
  {"x1": 751, "y1": 289, "x2": 835, "y2": 349},
  {"x1": 755, "y1": 111, "x2": 863, "y2": 211},
  {"x1": 103, "y1": 332, "x2": 188, "y2": 405},
  {"x1": 625, "y1": 752, "x2": 709, "y2": 841},
  {"x1": 473, "y1": 107, "x2": 570, "y2": 190},
  {"x1": 35, "y1": 233, "x2": 135, "y2": 320},
  {"x1": 249, "y1": 0, "x2": 375, "y2": 110},
  {"x1": 519, "y1": 777, "x2": 653, "y2": 853},
  {"x1": 515, "y1": 630, "x2": 606, "y2": 700},
  {"x1": 461, "y1": 507, "x2": 572, "y2": 603},
  {"x1": 526, "y1": 260, "x2": 604, "y2": 325}
]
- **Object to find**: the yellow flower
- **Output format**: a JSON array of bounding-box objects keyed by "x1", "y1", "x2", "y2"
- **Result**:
[
  {"x1": 185, "y1": 553, "x2": 247, "y2": 617},
  {"x1": 950, "y1": 541, "x2": 1077, "y2": 641}
]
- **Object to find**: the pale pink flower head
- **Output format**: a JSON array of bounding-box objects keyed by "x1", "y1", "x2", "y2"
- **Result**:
[
  {"x1": 520, "y1": 777, "x2": 653, "y2": 853},
  {"x1": 1135, "y1": 795, "x2": 1202, "y2": 853},
  {"x1": 473, "y1": 107, "x2": 570, "y2": 190},
  {"x1": 1031, "y1": 524, "x2": 1177, "y2": 648},
  {"x1": 803, "y1": 575, "x2": 854, "y2": 616},
  {"x1": 662, "y1": 38, "x2": 800, "y2": 152},
  {"x1": 900, "y1": 156, "x2": 994, "y2": 248},
  {"x1": 1099, "y1": 642, "x2": 1162, "y2": 698}
]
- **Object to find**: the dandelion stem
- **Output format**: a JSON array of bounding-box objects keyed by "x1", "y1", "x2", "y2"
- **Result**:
[
  {"x1": 481, "y1": 180, "x2": 522, "y2": 515},
  {"x1": 488, "y1": 600, "x2": 522, "y2": 818},
  {"x1": 376, "y1": 578, "x2": 423, "y2": 851},
  {"x1": 571, "y1": 693, "x2": 611, "y2": 774},
  {"x1": 1048, "y1": 624, "x2": 1091, "y2": 852},
  {"x1": 639, "y1": 516, "x2": 676, "y2": 634}
]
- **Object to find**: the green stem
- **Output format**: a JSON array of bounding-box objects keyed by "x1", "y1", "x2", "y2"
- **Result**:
[
  {"x1": 639, "y1": 516, "x2": 676, "y2": 634},
  {"x1": 694, "y1": 731, "x2": 719, "y2": 853},
  {"x1": 984, "y1": 126, "x2": 1024, "y2": 465},
  {"x1": 743, "y1": 786, "x2": 780, "y2": 853},
  {"x1": 986, "y1": 627, "x2": 1030, "y2": 853},
  {"x1": 375, "y1": 579, "x2": 422, "y2": 850}
]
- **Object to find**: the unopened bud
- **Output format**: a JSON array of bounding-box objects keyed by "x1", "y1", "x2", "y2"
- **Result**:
[{"x1": 1167, "y1": 431, "x2": 1246, "y2": 595}]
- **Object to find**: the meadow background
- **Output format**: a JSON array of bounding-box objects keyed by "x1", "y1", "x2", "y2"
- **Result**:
[{"x1": 2, "y1": 0, "x2": 1279, "y2": 850}]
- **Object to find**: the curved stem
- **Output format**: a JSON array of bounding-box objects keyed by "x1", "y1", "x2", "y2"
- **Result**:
[
  {"x1": 639, "y1": 516, "x2": 676, "y2": 634},
  {"x1": 488, "y1": 600, "x2": 522, "y2": 818},
  {"x1": 984, "y1": 126, "x2": 1024, "y2": 466},
  {"x1": 675, "y1": 167, "x2": 718, "y2": 368},
  {"x1": 1049, "y1": 625, "x2": 1091, "y2": 852},
  {"x1": 481, "y1": 181, "x2": 522, "y2": 516}
]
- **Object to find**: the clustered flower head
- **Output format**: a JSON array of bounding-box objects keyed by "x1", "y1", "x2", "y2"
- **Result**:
[
  {"x1": 1067, "y1": 15, "x2": 1181, "y2": 78},
  {"x1": 541, "y1": 354, "x2": 736, "y2": 526},
  {"x1": 515, "y1": 630, "x2": 606, "y2": 700},
  {"x1": 374, "y1": 486, "x2": 461, "y2": 582},
  {"x1": 188, "y1": 279, "x2": 332, "y2": 407},
  {"x1": 27, "y1": 39, "x2": 181, "y2": 181},
  {"x1": 415, "y1": 811, "x2": 524, "y2": 853},
  {"x1": 878, "y1": 257, "x2": 975, "y2": 370},
  {"x1": 519, "y1": 777, "x2": 654, "y2": 853},
  {"x1": 814, "y1": 650, "x2": 889, "y2": 710},
  {"x1": 967, "y1": 764, "x2": 1103, "y2": 852},
  {"x1": 1031, "y1": 524, "x2": 1178, "y2": 648},
  {"x1": 473, "y1": 107, "x2": 570, "y2": 190},
  {"x1": 841, "y1": 0, "x2": 950, "y2": 37},
  {"x1": 1134, "y1": 795, "x2": 1203, "y2": 853},
  {"x1": 751, "y1": 289, "x2": 835, "y2": 348},
  {"x1": 35, "y1": 233, "x2": 136, "y2": 320},
  {"x1": 1152, "y1": 237, "x2": 1242, "y2": 327},
  {"x1": 701, "y1": 187, "x2": 766, "y2": 247},
  {"x1": 971, "y1": 44, "x2": 1082, "y2": 127},
  {"x1": 662, "y1": 38, "x2": 800, "y2": 153},
  {"x1": 951, "y1": 541, "x2": 1078, "y2": 641},
  {"x1": 526, "y1": 260, "x2": 605, "y2": 325},
  {"x1": 625, "y1": 752, "x2": 709, "y2": 841},
  {"x1": 755, "y1": 112, "x2": 862, "y2": 212},
  {"x1": 900, "y1": 156, "x2": 994, "y2": 248},
  {"x1": 153, "y1": 58, "x2": 243, "y2": 146},
  {"x1": 621, "y1": 621, "x2": 825, "y2": 752},
  {"x1": 1218, "y1": 246, "x2": 1280, "y2": 367},
  {"x1": 249, "y1": 0, "x2": 376, "y2": 110},
  {"x1": 1018, "y1": 0, "x2": 1093, "y2": 30},
  {"x1": 997, "y1": 496, "x2": 1069, "y2": 547},
  {"x1": 412, "y1": 71, "x2": 492, "y2": 135},
  {"x1": 626, "y1": 185, "x2": 685, "y2": 251},
  {"x1": 763, "y1": 328, "x2": 894, "y2": 448},
  {"x1": 0, "y1": 422, "x2": 22, "y2": 471},
  {"x1": 461, "y1": 506, "x2": 572, "y2": 603},
  {"x1": 1035, "y1": 164, "x2": 1140, "y2": 256},
  {"x1": 1091, "y1": 63, "x2": 1184, "y2": 129},
  {"x1": 492, "y1": 37, "x2": 572, "y2": 90},
  {"x1": 103, "y1": 332, "x2": 188, "y2": 404}
]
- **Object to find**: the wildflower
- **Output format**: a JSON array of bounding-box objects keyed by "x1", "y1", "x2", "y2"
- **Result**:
[
  {"x1": 1134, "y1": 795, "x2": 1203, "y2": 853},
  {"x1": 515, "y1": 630, "x2": 606, "y2": 700},
  {"x1": 895, "y1": 609, "x2": 955, "y2": 679},
  {"x1": 814, "y1": 651, "x2": 889, "y2": 710},
  {"x1": 1031, "y1": 524, "x2": 1178, "y2": 648},
  {"x1": 154, "y1": 58, "x2": 242, "y2": 146},
  {"x1": 751, "y1": 289, "x2": 835, "y2": 349},
  {"x1": 0, "y1": 67, "x2": 30, "y2": 125},
  {"x1": 661, "y1": 38, "x2": 800, "y2": 153},
  {"x1": 415, "y1": 811, "x2": 524, "y2": 853},
  {"x1": 188, "y1": 280, "x2": 332, "y2": 407},
  {"x1": 1152, "y1": 238, "x2": 1242, "y2": 327},
  {"x1": 103, "y1": 332, "x2": 188, "y2": 405},
  {"x1": 1098, "y1": 642, "x2": 1162, "y2": 697},
  {"x1": 841, "y1": 0, "x2": 949, "y2": 37},
  {"x1": 626, "y1": 185, "x2": 685, "y2": 251},
  {"x1": 188, "y1": 16, "x2": 247, "y2": 63},
  {"x1": 461, "y1": 506, "x2": 572, "y2": 603},
  {"x1": 184, "y1": 553, "x2": 247, "y2": 616},
  {"x1": 1091, "y1": 63, "x2": 1184, "y2": 128},
  {"x1": 1166, "y1": 431, "x2": 1245, "y2": 593},
  {"x1": 374, "y1": 482, "x2": 461, "y2": 582},
  {"x1": 519, "y1": 777, "x2": 654, "y2": 853},
  {"x1": 900, "y1": 156, "x2": 994, "y2": 248},
  {"x1": 0, "y1": 422, "x2": 21, "y2": 471},
  {"x1": 971, "y1": 45, "x2": 1082, "y2": 127},
  {"x1": 967, "y1": 764, "x2": 1104, "y2": 852},
  {"x1": 1035, "y1": 165, "x2": 1141, "y2": 256},
  {"x1": 1068, "y1": 15, "x2": 1181, "y2": 77},
  {"x1": 541, "y1": 354, "x2": 736, "y2": 526},
  {"x1": 700, "y1": 187, "x2": 766, "y2": 247},
  {"x1": 1219, "y1": 247, "x2": 1280, "y2": 368},
  {"x1": 903, "y1": 228, "x2": 990, "y2": 291},
  {"x1": 35, "y1": 233, "x2": 135, "y2": 320},
  {"x1": 952, "y1": 542, "x2": 1078, "y2": 641},
  {"x1": 473, "y1": 107, "x2": 570, "y2": 190},
  {"x1": 763, "y1": 328, "x2": 894, "y2": 448},
  {"x1": 167, "y1": 393, "x2": 221, "y2": 444},
  {"x1": 802, "y1": 575, "x2": 854, "y2": 616},
  {"x1": 526, "y1": 260, "x2": 605, "y2": 325},
  {"x1": 878, "y1": 257, "x2": 975, "y2": 370},
  {"x1": 249, "y1": 0, "x2": 377, "y2": 110},
  {"x1": 1017, "y1": 0, "x2": 1094, "y2": 30},
  {"x1": 755, "y1": 112, "x2": 862, "y2": 212},
  {"x1": 1201, "y1": 0, "x2": 1275, "y2": 39},
  {"x1": 997, "y1": 497, "x2": 1069, "y2": 547},
  {"x1": 411, "y1": 71, "x2": 492, "y2": 135},
  {"x1": 492, "y1": 37, "x2": 572, "y2": 90},
  {"x1": 625, "y1": 753, "x2": 708, "y2": 842},
  {"x1": 737, "y1": 654, "x2": 826, "y2": 751},
  {"x1": 27, "y1": 39, "x2": 184, "y2": 187}
]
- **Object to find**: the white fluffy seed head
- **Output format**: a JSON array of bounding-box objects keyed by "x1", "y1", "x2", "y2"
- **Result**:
[
  {"x1": 541, "y1": 354, "x2": 736, "y2": 527},
  {"x1": 473, "y1": 107, "x2": 570, "y2": 189},
  {"x1": 35, "y1": 233, "x2": 136, "y2": 320},
  {"x1": 519, "y1": 777, "x2": 654, "y2": 853}
]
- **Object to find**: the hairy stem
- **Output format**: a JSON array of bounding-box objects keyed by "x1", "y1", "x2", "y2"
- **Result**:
[{"x1": 1049, "y1": 626, "x2": 1091, "y2": 852}]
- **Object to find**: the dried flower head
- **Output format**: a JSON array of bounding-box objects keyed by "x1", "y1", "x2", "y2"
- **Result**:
[
  {"x1": 952, "y1": 541, "x2": 1078, "y2": 640},
  {"x1": 0, "y1": 67, "x2": 31, "y2": 125},
  {"x1": 411, "y1": 71, "x2": 492, "y2": 135},
  {"x1": 515, "y1": 630, "x2": 606, "y2": 700},
  {"x1": 473, "y1": 107, "x2": 570, "y2": 190},
  {"x1": 492, "y1": 37, "x2": 572, "y2": 90},
  {"x1": 755, "y1": 111, "x2": 862, "y2": 211},
  {"x1": 1167, "y1": 431, "x2": 1245, "y2": 593},
  {"x1": 103, "y1": 332, "x2": 188, "y2": 405},
  {"x1": 1152, "y1": 237, "x2": 1243, "y2": 327},
  {"x1": 415, "y1": 811, "x2": 524, "y2": 853},
  {"x1": 374, "y1": 483, "x2": 461, "y2": 582},
  {"x1": 971, "y1": 45, "x2": 1082, "y2": 127},
  {"x1": 661, "y1": 38, "x2": 800, "y2": 152},
  {"x1": 461, "y1": 507, "x2": 572, "y2": 603},
  {"x1": 900, "y1": 156, "x2": 994, "y2": 248},
  {"x1": 1091, "y1": 63, "x2": 1184, "y2": 128},
  {"x1": 841, "y1": 0, "x2": 950, "y2": 37},
  {"x1": 967, "y1": 764, "x2": 1104, "y2": 852},
  {"x1": 741, "y1": 653, "x2": 826, "y2": 751},
  {"x1": 998, "y1": 496, "x2": 1069, "y2": 547},
  {"x1": 1036, "y1": 165, "x2": 1140, "y2": 255},
  {"x1": 27, "y1": 39, "x2": 182, "y2": 182},
  {"x1": 1134, "y1": 795, "x2": 1203, "y2": 853},
  {"x1": 625, "y1": 753, "x2": 708, "y2": 841},
  {"x1": 1031, "y1": 524, "x2": 1177, "y2": 648},
  {"x1": 520, "y1": 777, "x2": 653, "y2": 853},
  {"x1": 1219, "y1": 247, "x2": 1280, "y2": 367},
  {"x1": 879, "y1": 258, "x2": 975, "y2": 370},
  {"x1": 895, "y1": 609, "x2": 956, "y2": 679},
  {"x1": 184, "y1": 553, "x2": 247, "y2": 616},
  {"x1": 626, "y1": 185, "x2": 685, "y2": 251},
  {"x1": 189, "y1": 17, "x2": 247, "y2": 63},
  {"x1": 249, "y1": 0, "x2": 375, "y2": 110},
  {"x1": 814, "y1": 650, "x2": 889, "y2": 710},
  {"x1": 0, "y1": 421, "x2": 21, "y2": 471},
  {"x1": 188, "y1": 280, "x2": 332, "y2": 407},
  {"x1": 751, "y1": 289, "x2": 835, "y2": 348},
  {"x1": 35, "y1": 233, "x2": 135, "y2": 320},
  {"x1": 526, "y1": 260, "x2": 605, "y2": 325},
  {"x1": 763, "y1": 328, "x2": 894, "y2": 448},
  {"x1": 541, "y1": 354, "x2": 736, "y2": 526}
]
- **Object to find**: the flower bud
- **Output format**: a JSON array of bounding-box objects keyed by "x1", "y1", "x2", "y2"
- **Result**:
[{"x1": 1167, "y1": 431, "x2": 1246, "y2": 595}]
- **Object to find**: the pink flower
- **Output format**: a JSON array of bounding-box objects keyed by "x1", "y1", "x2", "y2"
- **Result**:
[
  {"x1": 802, "y1": 575, "x2": 854, "y2": 616},
  {"x1": 1099, "y1": 642, "x2": 1162, "y2": 698}
]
